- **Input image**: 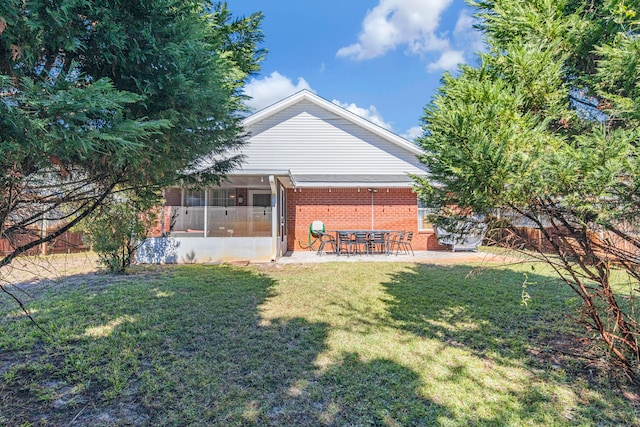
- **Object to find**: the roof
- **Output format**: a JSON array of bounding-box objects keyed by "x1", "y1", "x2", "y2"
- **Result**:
[
  {"x1": 232, "y1": 90, "x2": 429, "y2": 187},
  {"x1": 242, "y1": 90, "x2": 424, "y2": 156}
]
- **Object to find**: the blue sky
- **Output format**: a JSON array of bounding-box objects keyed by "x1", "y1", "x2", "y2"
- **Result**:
[{"x1": 228, "y1": 0, "x2": 484, "y2": 141}]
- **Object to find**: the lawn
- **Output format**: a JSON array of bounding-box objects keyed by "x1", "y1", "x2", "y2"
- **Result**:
[{"x1": 0, "y1": 257, "x2": 638, "y2": 426}]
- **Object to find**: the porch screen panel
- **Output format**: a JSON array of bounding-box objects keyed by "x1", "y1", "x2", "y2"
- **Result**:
[
  {"x1": 205, "y1": 206, "x2": 272, "y2": 237},
  {"x1": 209, "y1": 189, "x2": 235, "y2": 207},
  {"x1": 185, "y1": 190, "x2": 206, "y2": 206}
]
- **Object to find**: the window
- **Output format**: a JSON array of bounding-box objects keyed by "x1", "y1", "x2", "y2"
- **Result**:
[
  {"x1": 185, "y1": 189, "x2": 206, "y2": 207},
  {"x1": 209, "y1": 189, "x2": 235, "y2": 207},
  {"x1": 184, "y1": 188, "x2": 236, "y2": 207},
  {"x1": 418, "y1": 201, "x2": 437, "y2": 230},
  {"x1": 251, "y1": 193, "x2": 271, "y2": 207}
]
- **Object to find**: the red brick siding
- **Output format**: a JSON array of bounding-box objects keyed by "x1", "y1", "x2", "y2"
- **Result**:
[
  {"x1": 149, "y1": 186, "x2": 448, "y2": 252},
  {"x1": 147, "y1": 206, "x2": 172, "y2": 237},
  {"x1": 236, "y1": 188, "x2": 247, "y2": 206},
  {"x1": 164, "y1": 187, "x2": 182, "y2": 206},
  {"x1": 286, "y1": 188, "x2": 445, "y2": 251}
]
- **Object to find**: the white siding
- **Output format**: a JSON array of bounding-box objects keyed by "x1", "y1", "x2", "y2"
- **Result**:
[{"x1": 239, "y1": 100, "x2": 427, "y2": 176}]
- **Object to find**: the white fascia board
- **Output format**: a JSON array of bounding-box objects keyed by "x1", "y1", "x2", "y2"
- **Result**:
[
  {"x1": 291, "y1": 181, "x2": 417, "y2": 188},
  {"x1": 232, "y1": 169, "x2": 290, "y2": 175},
  {"x1": 242, "y1": 90, "x2": 310, "y2": 127},
  {"x1": 243, "y1": 90, "x2": 425, "y2": 156}
]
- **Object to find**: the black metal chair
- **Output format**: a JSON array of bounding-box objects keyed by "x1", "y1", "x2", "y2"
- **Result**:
[
  {"x1": 337, "y1": 231, "x2": 356, "y2": 256},
  {"x1": 316, "y1": 231, "x2": 337, "y2": 256},
  {"x1": 353, "y1": 231, "x2": 370, "y2": 255},
  {"x1": 367, "y1": 231, "x2": 387, "y2": 254},
  {"x1": 389, "y1": 231, "x2": 405, "y2": 255},
  {"x1": 397, "y1": 231, "x2": 414, "y2": 256}
]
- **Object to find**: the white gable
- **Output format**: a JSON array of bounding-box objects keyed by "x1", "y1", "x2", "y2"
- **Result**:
[{"x1": 236, "y1": 91, "x2": 429, "y2": 186}]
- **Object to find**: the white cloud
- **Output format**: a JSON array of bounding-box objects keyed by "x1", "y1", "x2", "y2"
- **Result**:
[
  {"x1": 423, "y1": 10, "x2": 483, "y2": 72},
  {"x1": 243, "y1": 73, "x2": 394, "y2": 132},
  {"x1": 337, "y1": 1, "x2": 484, "y2": 74},
  {"x1": 336, "y1": 0, "x2": 454, "y2": 60},
  {"x1": 243, "y1": 71, "x2": 313, "y2": 111},
  {"x1": 427, "y1": 49, "x2": 465, "y2": 72},
  {"x1": 454, "y1": 9, "x2": 474, "y2": 34},
  {"x1": 332, "y1": 99, "x2": 393, "y2": 130},
  {"x1": 401, "y1": 126, "x2": 423, "y2": 141},
  {"x1": 453, "y1": 10, "x2": 484, "y2": 53}
]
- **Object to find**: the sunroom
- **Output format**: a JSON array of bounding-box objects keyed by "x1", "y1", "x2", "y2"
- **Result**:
[
  {"x1": 137, "y1": 174, "x2": 290, "y2": 264},
  {"x1": 166, "y1": 184, "x2": 272, "y2": 238}
]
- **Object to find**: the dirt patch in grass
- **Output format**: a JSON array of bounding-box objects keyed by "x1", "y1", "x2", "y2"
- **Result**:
[
  {"x1": 1, "y1": 368, "x2": 150, "y2": 426},
  {"x1": 0, "y1": 253, "x2": 173, "y2": 303},
  {"x1": 2, "y1": 252, "x2": 100, "y2": 283}
]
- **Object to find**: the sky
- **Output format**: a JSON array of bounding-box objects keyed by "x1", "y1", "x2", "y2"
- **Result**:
[{"x1": 227, "y1": 0, "x2": 484, "y2": 141}]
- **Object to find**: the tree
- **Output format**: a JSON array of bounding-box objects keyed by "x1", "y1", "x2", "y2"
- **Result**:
[
  {"x1": 0, "y1": 2, "x2": 264, "y2": 278},
  {"x1": 415, "y1": 0, "x2": 640, "y2": 382}
]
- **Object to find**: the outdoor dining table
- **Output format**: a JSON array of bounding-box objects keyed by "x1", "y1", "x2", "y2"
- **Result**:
[{"x1": 329, "y1": 230, "x2": 401, "y2": 256}]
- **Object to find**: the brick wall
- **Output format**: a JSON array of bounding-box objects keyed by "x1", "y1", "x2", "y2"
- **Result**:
[
  {"x1": 149, "y1": 186, "x2": 448, "y2": 252},
  {"x1": 164, "y1": 187, "x2": 182, "y2": 206},
  {"x1": 148, "y1": 206, "x2": 173, "y2": 237},
  {"x1": 236, "y1": 188, "x2": 247, "y2": 206},
  {"x1": 286, "y1": 187, "x2": 445, "y2": 251}
]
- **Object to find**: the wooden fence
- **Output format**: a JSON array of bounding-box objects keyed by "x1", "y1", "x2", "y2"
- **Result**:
[
  {"x1": 0, "y1": 229, "x2": 89, "y2": 257},
  {"x1": 490, "y1": 225, "x2": 640, "y2": 263}
]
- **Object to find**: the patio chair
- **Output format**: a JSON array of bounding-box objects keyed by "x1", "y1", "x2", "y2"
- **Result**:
[
  {"x1": 316, "y1": 231, "x2": 337, "y2": 256},
  {"x1": 353, "y1": 231, "x2": 370, "y2": 255},
  {"x1": 367, "y1": 231, "x2": 387, "y2": 254},
  {"x1": 397, "y1": 231, "x2": 414, "y2": 256},
  {"x1": 389, "y1": 231, "x2": 405, "y2": 255},
  {"x1": 337, "y1": 231, "x2": 356, "y2": 256},
  {"x1": 434, "y1": 220, "x2": 487, "y2": 252}
]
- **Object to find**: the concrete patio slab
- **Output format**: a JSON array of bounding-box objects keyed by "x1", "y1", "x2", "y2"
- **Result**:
[{"x1": 276, "y1": 249, "x2": 516, "y2": 265}]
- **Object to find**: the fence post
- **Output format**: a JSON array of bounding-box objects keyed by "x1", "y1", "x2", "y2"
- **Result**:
[{"x1": 41, "y1": 218, "x2": 47, "y2": 256}]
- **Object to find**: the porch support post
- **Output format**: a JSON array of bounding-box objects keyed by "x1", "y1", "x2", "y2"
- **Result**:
[
  {"x1": 269, "y1": 175, "x2": 277, "y2": 261},
  {"x1": 203, "y1": 189, "x2": 208, "y2": 238},
  {"x1": 41, "y1": 217, "x2": 47, "y2": 256}
]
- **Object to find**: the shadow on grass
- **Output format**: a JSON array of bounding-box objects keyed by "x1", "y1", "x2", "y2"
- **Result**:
[
  {"x1": 0, "y1": 265, "x2": 448, "y2": 426},
  {"x1": 380, "y1": 263, "x2": 633, "y2": 425},
  {"x1": 381, "y1": 263, "x2": 580, "y2": 358},
  {"x1": 313, "y1": 352, "x2": 447, "y2": 425}
]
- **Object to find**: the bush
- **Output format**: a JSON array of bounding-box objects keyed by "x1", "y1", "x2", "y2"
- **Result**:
[{"x1": 82, "y1": 196, "x2": 158, "y2": 274}]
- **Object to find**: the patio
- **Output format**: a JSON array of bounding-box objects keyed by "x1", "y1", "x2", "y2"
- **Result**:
[{"x1": 276, "y1": 249, "x2": 512, "y2": 264}]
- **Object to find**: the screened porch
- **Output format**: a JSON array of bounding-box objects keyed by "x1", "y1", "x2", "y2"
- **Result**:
[
  {"x1": 163, "y1": 185, "x2": 274, "y2": 238},
  {"x1": 168, "y1": 206, "x2": 272, "y2": 237}
]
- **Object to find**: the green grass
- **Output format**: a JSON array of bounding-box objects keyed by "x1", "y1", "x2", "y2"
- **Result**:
[{"x1": 0, "y1": 261, "x2": 638, "y2": 426}]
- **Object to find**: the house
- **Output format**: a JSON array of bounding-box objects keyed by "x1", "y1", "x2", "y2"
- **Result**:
[{"x1": 137, "y1": 90, "x2": 444, "y2": 263}]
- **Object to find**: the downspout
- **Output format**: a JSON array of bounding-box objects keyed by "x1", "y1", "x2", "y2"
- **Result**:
[
  {"x1": 269, "y1": 175, "x2": 277, "y2": 260},
  {"x1": 204, "y1": 189, "x2": 208, "y2": 238},
  {"x1": 160, "y1": 188, "x2": 166, "y2": 236}
]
